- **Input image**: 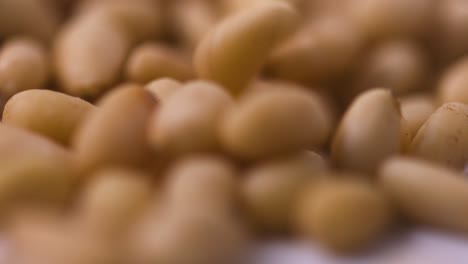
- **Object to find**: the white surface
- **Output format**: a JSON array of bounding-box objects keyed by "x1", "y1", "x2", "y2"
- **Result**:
[
  {"x1": 249, "y1": 167, "x2": 468, "y2": 264},
  {"x1": 250, "y1": 229, "x2": 468, "y2": 264},
  {"x1": 1, "y1": 228, "x2": 467, "y2": 263}
]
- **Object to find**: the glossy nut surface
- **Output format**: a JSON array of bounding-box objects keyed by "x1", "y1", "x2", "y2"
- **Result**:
[
  {"x1": 3, "y1": 89, "x2": 95, "y2": 145},
  {"x1": 331, "y1": 89, "x2": 402, "y2": 174},
  {"x1": 126, "y1": 43, "x2": 193, "y2": 83},
  {"x1": 194, "y1": 2, "x2": 299, "y2": 95},
  {"x1": 380, "y1": 157, "x2": 468, "y2": 233},
  {"x1": 400, "y1": 94, "x2": 435, "y2": 140},
  {"x1": 144, "y1": 78, "x2": 182, "y2": 102},
  {"x1": 221, "y1": 87, "x2": 332, "y2": 160},
  {"x1": 149, "y1": 81, "x2": 234, "y2": 157},
  {"x1": 409, "y1": 102, "x2": 468, "y2": 169},
  {"x1": 73, "y1": 84, "x2": 156, "y2": 175},
  {"x1": 54, "y1": 11, "x2": 131, "y2": 98},
  {"x1": 438, "y1": 56, "x2": 468, "y2": 105}
]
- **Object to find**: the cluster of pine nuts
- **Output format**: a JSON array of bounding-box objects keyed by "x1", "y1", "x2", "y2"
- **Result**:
[{"x1": 1, "y1": 0, "x2": 468, "y2": 262}]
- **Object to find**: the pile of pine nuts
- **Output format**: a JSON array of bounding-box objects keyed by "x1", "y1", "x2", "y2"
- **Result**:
[{"x1": 1, "y1": 0, "x2": 468, "y2": 262}]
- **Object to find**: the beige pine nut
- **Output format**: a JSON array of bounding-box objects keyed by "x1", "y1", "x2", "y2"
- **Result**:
[
  {"x1": 54, "y1": 11, "x2": 131, "y2": 98},
  {"x1": 347, "y1": 0, "x2": 434, "y2": 40},
  {"x1": 438, "y1": 56, "x2": 468, "y2": 105},
  {"x1": 0, "y1": 0, "x2": 59, "y2": 42},
  {"x1": 0, "y1": 38, "x2": 49, "y2": 98},
  {"x1": 295, "y1": 179, "x2": 392, "y2": 253},
  {"x1": 409, "y1": 102, "x2": 468, "y2": 169},
  {"x1": 78, "y1": 0, "x2": 162, "y2": 42},
  {"x1": 194, "y1": 2, "x2": 299, "y2": 95},
  {"x1": 221, "y1": 86, "x2": 332, "y2": 160},
  {"x1": 380, "y1": 157, "x2": 468, "y2": 233},
  {"x1": 331, "y1": 89, "x2": 402, "y2": 174},
  {"x1": 3, "y1": 89, "x2": 95, "y2": 145},
  {"x1": 242, "y1": 151, "x2": 327, "y2": 233},
  {"x1": 432, "y1": 0, "x2": 468, "y2": 61},
  {"x1": 0, "y1": 124, "x2": 76, "y2": 214},
  {"x1": 267, "y1": 17, "x2": 362, "y2": 85},
  {"x1": 76, "y1": 168, "x2": 153, "y2": 238},
  {"x1": 400, "y1": 94, "x2": 435, "y2": 140},
  {"x1": 352, "y1": 41, "x2": 430, "y2": 96},
  {"x1": 164, "y1": 155, "x2": 239, "y2": 215},
  {"x1": 144, "y1": 78, "x2": 182, "y2": 102},
  {"x1": 73, "y1": 84, "x2": 156, "y2": 175},
  {"x1": 125, "y1": 43, "x2": 193, "y2": 83},
  {"x1": 148, "y1": 81, "x2": 234, "y2": 157},
  {"x1": 170, "y1": 0, "x2": 219, "y2": 50}
]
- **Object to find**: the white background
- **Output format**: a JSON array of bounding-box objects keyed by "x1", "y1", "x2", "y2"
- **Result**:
[
  {"x1": 0, "y1": 228, "x2": 467, "y2": 263},
  {"x1": 249, "y1": 229, "x2": 468, "y2": 264}
]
